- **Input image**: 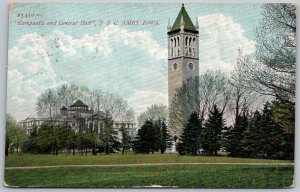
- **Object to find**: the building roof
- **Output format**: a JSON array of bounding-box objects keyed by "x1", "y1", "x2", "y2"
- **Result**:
[
  {"x1": 70, "y1": 100, "x2": 88, "y2": 108},
  {"x1": 60, "y1": 106, "x2": 67, "y2": 110},
  {"x1": 170, "y1": 4, "x2": 198, "y2": 33}
]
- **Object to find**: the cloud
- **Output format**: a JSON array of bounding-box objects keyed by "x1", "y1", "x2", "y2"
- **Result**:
[
  {"x1": 7, "y1": 26, "x2": 167, "y2": 120},
  {"x1": 197, "y1": 14, "x2": 255, "y2": 73},
  {"x1": 127, "y1": 90, "x2": 168, "y2": 117}
]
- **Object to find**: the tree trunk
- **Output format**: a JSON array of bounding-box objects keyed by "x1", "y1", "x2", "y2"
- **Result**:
[
  {"x1": 5, "y1": 136, "x2": 9, "y2": 157},
  {"x1": 16, "y1": 146, "x2": 19, "y2": 155},
  {"x1": 92, "y1": 144, "x2": 97, "y2": 155},
  {"x1": 85, "y1": 148, "x2": 87, "y2": 156}
]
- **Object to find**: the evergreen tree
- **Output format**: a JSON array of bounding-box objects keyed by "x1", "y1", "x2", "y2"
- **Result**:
[
  {"x1": 202, "y1": 105, "x2": 225, "y2": 156},
  {"x1": 274, "y1": 101, "x2": 295, "y2": 159},
  {"x1": 159, "y1": 120, "x2": 172, "y2": 154},
  {"x1": 259, "y1": 102, "x2": 284, "y2": 159},
  {"x1": 223, "y1": 114, "x2": 248, "y2": 157},
  {"x1": 242, "y1": 111, "x2": 262, "y2": 158},
  {"x1": 178, "y1": 112, "x2": 201, "y2": 156},
  {"x1": 120, "y1": 123, "x2": 131, "y2": 155},
  {"x1": 133, "y1": 120, "x2": 159, "y2": 154}
]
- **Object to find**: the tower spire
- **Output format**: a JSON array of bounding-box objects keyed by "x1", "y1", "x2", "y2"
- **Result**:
[{"x1": 168, "y1": 4, "x2": 198, "y2": 33}]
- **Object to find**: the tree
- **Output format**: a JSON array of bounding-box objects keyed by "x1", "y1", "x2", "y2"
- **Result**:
[
  {"x1": 202, "y1": 105, "x2": 225, "y2": 156},
  {"x1": 36, "y1": 84, "x2": 135, "y2": 155},
  {"x1": 259, "y1": 102, "x2": 285, "y2": 159},
  {"x1": 169, "y1": 72, "x2": 230, "y2": 136},
  {"x1": 36, "y1": 89, "x2": 58, "y2": 124},
  {"x1": 273, "y1": 101, "x2": 294, "y2": 159},
  {"x1": 133, "y1": 121, "x2": 159, "y2": 154},
  {"x1": 229, "y1": 49, "x2": 258, "y2": 124},
  {"x1": 6, "y1": 115, "x2": 28, "y2": 156},
  {"x1": 237, "y1": 4, "x2": 296, "y2": 104},
  {"x1": 35, "y1": 123, "x2": 53, "y2": 154},
  {"x1": 274, "y1": 101, "x2": 295, "y2": 134},
  {"x1": 223, "y1": 114, "x2": 248, "y2": 157},
  {"x1": 242, "y1": 111, "x2": 262, "y2": 158},
  {"x1": 177, "y1": 112, "x2": 201, "y2": 155},
  {"x1": 242, "y1": 101, "x2": 293, "y2": 160},
  {"x1": 137, "y1": 104, "x2": 167, "y2": 127},
  {"x1": 120, "y1": 123, "x2": 132, "y2": 155},
  {"x1": 159, "y1": 120, "x2": 173, "y2": 154}
]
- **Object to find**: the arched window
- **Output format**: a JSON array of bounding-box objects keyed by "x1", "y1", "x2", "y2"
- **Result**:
[
  {"x1": 192, "y1": 37, "x2": 196, "y2": 57},
  {"x1": 173, "y1": 38, "x2": 177, "y2": 57},
  {"x1": 185, "y1": 36, "x2": 189, "y2": 56},
  {"x1": 170, "y1": 38, "x2": 173, "y2": 57},
  {"x1": 177, "y1": 36, "x2": 180, "y2": 55},
  {"x1": 189, "y1": 37, "x2": 192, "y2": 56}
]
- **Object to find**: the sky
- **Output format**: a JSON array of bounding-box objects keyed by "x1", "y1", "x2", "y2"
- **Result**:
[{"x1": 7, "y1": 3, "x2": 263, "y2": 121}]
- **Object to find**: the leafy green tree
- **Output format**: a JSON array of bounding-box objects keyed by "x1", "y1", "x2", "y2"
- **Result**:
[
  {"x1": 177, "y1": 112, "x2": 201, "y2": 155},
  {"x1": 35, "y1": 123, "x2": 53, "y2": 154},
  {"x1": 5, "y1": 115, "x2": 28, "y2": 155},
  {"x1": 202, "y1": 106, "x2": 225, "y2": 156}
]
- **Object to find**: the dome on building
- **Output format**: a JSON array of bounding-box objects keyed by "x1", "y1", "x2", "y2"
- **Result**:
[{"x1": 70, "y1": 100, "x2": 88, "y2": 109}]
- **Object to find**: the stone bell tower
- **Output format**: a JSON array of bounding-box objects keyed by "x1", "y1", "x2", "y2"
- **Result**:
[
  {"x1": 167, "y1": 4, "x2": 200, "y2": 152},
  {"x1": 167, "y1": 4, "x2": 199, "y2": 107}
]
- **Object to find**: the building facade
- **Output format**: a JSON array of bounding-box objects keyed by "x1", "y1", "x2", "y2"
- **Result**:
[{"x1": 19, "y1": 100, "x2": 137, "y2": 140}]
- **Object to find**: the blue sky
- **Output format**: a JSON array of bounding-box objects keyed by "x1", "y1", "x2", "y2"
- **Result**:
[{"x1": 7, "y1": 3, "x2": 262, "y2": 120}]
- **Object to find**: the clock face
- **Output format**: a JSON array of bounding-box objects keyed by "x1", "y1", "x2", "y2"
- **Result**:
[
  {"x1": 188, "y1": 62, "x2": 194, "y2": 71},
  {"x1": 172, "y1": 63, "x2": 178, "y2": 71}
]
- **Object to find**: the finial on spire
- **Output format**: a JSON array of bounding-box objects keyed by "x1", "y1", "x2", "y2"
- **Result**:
[
  {"x1": 180, "y1": 14, "x2": 185, "y2": 33},
  {"x1": 167, "y1": 18, "x2": 172, "y2": 32},
  {"x1": 182, "y1": 3, "x2": 184, "y2": 7}
]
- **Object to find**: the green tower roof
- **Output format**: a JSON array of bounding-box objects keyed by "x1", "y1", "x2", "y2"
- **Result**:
[
  {"x1": 170, "y1": 4, "x2": 198, "y2": 33},
  {"x1": 70, "y1": 100, "x2": 88, "y2": 108},
  {"x1": 60, "y1": 106, "x2": 67, "y2": 110}
]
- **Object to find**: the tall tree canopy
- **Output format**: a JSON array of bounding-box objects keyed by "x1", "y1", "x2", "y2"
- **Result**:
[
  {"x1": 237, "y1": 4, "x2": 296, "y2": 104},
  {"x1": 137, "y1": 104, "x2": 167, "y2": 127},
  {"x1": 169, "y1": 71, "x2": 230, "y2": 135}
]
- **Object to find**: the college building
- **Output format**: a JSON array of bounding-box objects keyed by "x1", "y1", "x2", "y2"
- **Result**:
[{"x1": 19, "y1": 100, "x2": 137, "y2": 140}]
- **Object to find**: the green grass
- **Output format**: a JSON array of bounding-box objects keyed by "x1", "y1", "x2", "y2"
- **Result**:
[
  {"x1": 5, "y1": 153, "x2": 293, "y2": 167},
  {"x1": 5, "y1": 164, "x2": 294, "y2": 188}
]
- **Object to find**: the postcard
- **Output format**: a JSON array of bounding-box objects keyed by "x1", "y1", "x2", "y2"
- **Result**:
[{"x1": 5, "y1": 3, "x2": 295, "y2": 188}]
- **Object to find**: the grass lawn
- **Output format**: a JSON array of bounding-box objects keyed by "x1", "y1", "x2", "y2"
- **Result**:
[
  {"x1": 4, "y1": 153, "x2": 294, "y2": 188},
  {"x1": 5, "y1": 152, "x2": 293, "y2": 167},
  {"x1": 5, "y1": 164, "x2": 294, "y2": 188}
]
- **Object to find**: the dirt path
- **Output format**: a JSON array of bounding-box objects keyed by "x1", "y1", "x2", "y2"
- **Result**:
[{"x1": 5, "y1": 162, "x2": 294, "y2": 170}]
